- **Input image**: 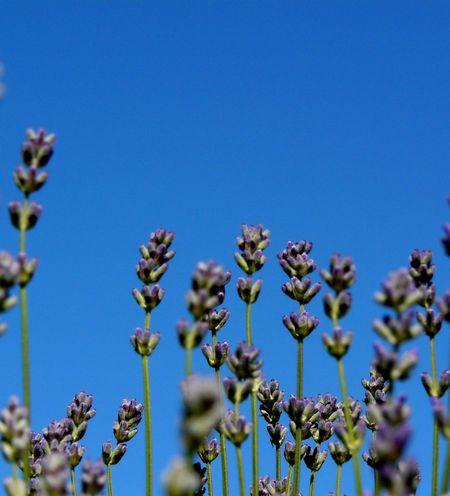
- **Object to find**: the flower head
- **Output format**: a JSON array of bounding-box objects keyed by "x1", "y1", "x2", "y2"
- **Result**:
[{"x1": 235, "y1": 224, "x2": 270, "y2": 275}]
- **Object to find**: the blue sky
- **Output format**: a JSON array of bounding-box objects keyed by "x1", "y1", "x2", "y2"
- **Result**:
[{"x1": 0, "y1": 2, "x2": 449, "y2": 494}]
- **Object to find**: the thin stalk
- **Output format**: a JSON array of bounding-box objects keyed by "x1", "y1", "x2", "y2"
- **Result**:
[
  {"x1": 106, "y1": 464, "x2": 113, "y2": 496},
  {"x1": 441, "y1": 439, "x2": 450, "y2": 494},
  {"x1": 292, "y1": 426, "x2": 302, "y2": 496},
  {"x1": 308, "y1": 471, "x2": 315, "y2": 496},
  {"x1": 142, "y1": 311, "x2": 152, "y2": 496},
  {"x1": 286, "y1": 465, "x2": 293, "y2": 495},
  {"x1": 430, "y1": 337, "x2": 439, "y2": 496},
  {"x1": 246, "y1": 303, "x2": 252, "y2": 344},
  {"x1": 186, "y1": 347, "x2": 192, "y2": 376},
  {"x1": 236, "y1": 446, "x2": 245, "y2": 496},
  {"x1": 206, "y1": 462, "x2": 213, "y2": 496},
  {"x1": 71, "y1": 468, "x2": 77, "y2": 496},
  {"x1": 276, "y1": 447, "x2": 281, "y2": 481},
  {"x1": 12, "y1": 463, "x2": 18, "y2": 483},
  {"x1": 335, "y1": 464, "x2": 342, "y2": 496},
  {"x1": 372, "y1": 432, "x2": 380, "y2": 496},
  {"x1": 297, "y1": 339, "x2": 303, "y2": 400},
  {"x1": 337, "y1": 358, "x2": 362, "y2": 496},
  {"x1": 213, "y1": 346, "x2": 229, "y2": 496},
  {"x1": 251, "y1": 389, "x2": 259, "y2": 496}
]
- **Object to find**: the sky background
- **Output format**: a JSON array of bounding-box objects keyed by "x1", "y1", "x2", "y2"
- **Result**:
[{"x1": 0, "y1": 2, "x2": 449, "y2": 495}]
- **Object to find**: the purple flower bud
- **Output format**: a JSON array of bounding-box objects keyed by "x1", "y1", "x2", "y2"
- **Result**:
[
  {"x1": 373, "y1": 312, "x2": 421, "y2": 346},
  {"x1": 283, "y1": 440, "x2": 296, "y2": 466},
  {"x1": 283, "y1": 396, "x2": 319, "y2": 430},
  {"x1": 417, "y1": 307, "x2": 443, "y2": 338},
  {"x1": 321, "y1": 254, "x2": 356, "y2": 293},
  {"x1": 0, "y1": 252, "x2": 20, "y2": 289},
  {"x1": 0, "y1": 396, "x2": 30, "y2": 464},
  {"x1": 282, "y1": 310, "x2": 319, "y2": 341},
  {"x1": 362, "y1": 371, "x2": 388, "y2": 406},
  {"x1": 220, "y1": 410, "x2": 252, "y2": 447},
  {"x1": 181, "y1": 375, "x2": 221, "y2": 452},
  {"x1": 40, "y1": 452, "x2": 70, "y2": 495},
  {"x1": 303, "y1": 445, "x2": 327, "y2": 472},
  {"x1": 442, "y1": 223, "x2": 450, "y2": 256},
  {"x1": 437, "y1": 290, "x2": 450, "y2": 322},
  {"x1": 132, "y1": 284, "x2": 165, "y2": 312},
  {"x1": 67, "y1": 392, "x2": 96, "y2": 442},
  {"x1": 21, "y1": 128, "x2": 56, "y2": 168},
  {"x1": 113, "y1": 399, "x2": 143, "y2": 443},
  {"x1": 374, "y1": 269, "x2": 423, "y2": 313},
  {"x1": 236, "y1": 276, "x2": 262, "y2": 304},
  {"x1": 201, "y1": 342, "x2": 229, "y2": 370},
  {"x1": 310, "y1": 419, "x2": 334, "y2": 444},
  {"x1": 81, "y1": 459, "x2": 106, "y2": 495},
  {"x1": 421, "y1": 370, "x2": 449, "y2": 398},
  {"x1": 315, "y1": 393, "x2": 342, "y2": 422},
  {"x1": 277, "y1": 241, "x2": 316, "y2": 279},
  {"x1": 266, "y1": 423, "x2": 287, "y2": 448},
  {"x1": 251, "y1": 476, "x2": 289, "y2": 496},
  {"x1": 17, "y1": 253, "x2": 38, "y2": 288},
  {"x1": 204, "y1": 308, "x2": 230, "y2": 333},
  {"x1": 102, "y1": 441, "x2": 126, "y2": 466},
  {"x1": 8, "y1": 201, "x2": 43, "y2": 232},
  {"x1": 68, "y1": 442, "x2": 85, "y2": 469},
  {"x1": 227, "y1": 341, "x2": 263, "y2": 380},
  {"x1": 223, "y1": 377, "x2": 253, "y2": 405},
  {"x1": 408, "y1": 249, "x2": 435, "y2": 287},
  {"x1": 431, "y1": 398, "x2": 450, "y2": 439},
  {"x1": 197, "y1": 437, "x2": 220, "y2": 464},
  {"x1": 42, "y1": 418, "x2": 74, "y2": 452},
  {"x1": 282, "y1": 277, "x2": 321, "y2": 305},
  {"x1": 329, "y1": 441, "x2": 351, "y2": 465},
  {"x1": 192, "y1": 462, "x2": 207, "y2": 496},
  {"x1": 379, "y1": 458, "x2": 420, "y2": 495},
  {"x1": 235, "y1": 224, "x2": 270, "y2": 275},
  {"x1": 177, "y1": 319, "x2": 208, "y2": 350},
  {"x1": 323, "y1": 291, "x2": 352, "y2": 321},
  {"x1": 130, "y1": 328, "x2": 160, "y2": 357},
  {"x1": 13, "y1": 165, "x2": 48, "y2": 196},
  {"x1": 322, "y1": 327, "x2": 352, "y2": 359},
  {"x1": 164, "y1": 458, "x2": 202, "y2": 496},
  {"x1": 372, "y1": 343, "x2": 418, "y2": 384},
  {"x1": 257, "y1": 380, "x2": 284, "y2": 425},
  {"x1": 136, "y1": 228, "x2": 175, "y2": 284}
]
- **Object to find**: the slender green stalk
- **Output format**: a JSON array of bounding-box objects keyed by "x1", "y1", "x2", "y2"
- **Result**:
[
  {"x1": 206, "y1": 462, "x2": 213, "y2": 496},
  {"x1": 276, "y1": 447, "x2": 281, "y2": 481},
  {"x1": 106, "y1": 464, "x2": 113, "y2": 496},
  {"x1": 337, "y1": 358, "x2": 362, "y2": 496},
  {"x1": 71, "y1": 468, "x2": 77, "y2": 496},
  {"x1": 12, "y1": 463, "x2": 18, "y2": 483},
  {"x1": 186, "y1": 347, "x2": 192, "y2": 376},
  {"x1": 335, "y1": 464, "x2": 342, "y2": 496},
  {"x1": 429, "y1": 337, "x2": 439, "y2": 496},
  {"x1": 308, "y1": 471, "x2": 315, "y2": 496},
  {"x1": 142, "y1": 311, "x2": 152, "y2": 496},
  {"x1": 236, "y1": 446, "x2": 245, "y2": 496},
  {"x1": 214, "y1": 360, "x2": 229, "y2": 496},
  {"x1": 372, "y1": 432, "x2": 380, "y2": 496},
  {"x1": 246, "y1": 303, "x2": 252, "y2": 344},
  {"x1": 292, "y1": 426, "x2": 302, "y2": 496},
  {"x1": 297, "y1": 340, "x2": 303, "y2": 399},
  {"x1": 251, "y1": 389, "x2": 259, "y2": 496},
  {"x1": 441, "y1": 439, "x2": 449, "y2": 494},
  {"x1": 286, "y1": 465, "x2": 293, "y2": 495}
]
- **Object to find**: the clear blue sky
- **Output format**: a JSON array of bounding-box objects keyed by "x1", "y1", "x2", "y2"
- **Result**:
[{"x1": 0, "y1": 2, "x2": 449, "y2": 494}]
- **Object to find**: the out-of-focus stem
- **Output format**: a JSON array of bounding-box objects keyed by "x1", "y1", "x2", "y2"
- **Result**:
[
  {"x1": 71, "y1": 468, "x2": 77, "y2": 496},
  {"x1": 286, "y1": 465, "x2": 293, "y2": 495},
  {"x1": 236, "y1": 446, "x2": 245, "y2": 496},
  {"x1": 142, "y1": 311, "x2": 152, "y2": 496},
  {"x1": 293, "y1": 426, "x2": 302, "y2": 496},
  {"x1": 276, "y1": 447, "x2": 281, "y2": 481},
  {"x1": 335, "y1": 464, "x2": 342, "y2": 496},
  {"x1": 430, "y1": 336, "x2": 439, "y2": 496},
  {"x1": 337, "y1": 358, "x2": 362, "y2": 496},
  {"x1": 372, "y1": 431, "x2": 380, "y2": 496},
  {"x1": 441, "y1": 440, "x2": 449, "y2": 494},
  {"x1": 106, "y1": 464, "x2": 113, "y2": 496},
  {"x1": 186, "y1": 347, "x2": 192, "y2": 376},
  {"x1": 308, "y1": 471, "x2": 315, "y2": 496},
  {"x1": 206, "y1": 462, "x2": 213, "y2": 496}
]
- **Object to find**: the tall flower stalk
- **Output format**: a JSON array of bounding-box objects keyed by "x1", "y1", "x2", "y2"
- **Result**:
[
  {"x1": 131, "y1": 228, "x2": 175, "y2": 496},
  {"x1": 321, "y1": 254, "x2": 364, "y2": 495},
  {"x1": 8, "y1": 128, "x2": 56, "y2": 422},
  {"x1": 278, "y1": 240, "x2": 321, "y2": 495},
  {"x1": 234, "y1": 223, "x2": 270, "y2": 495}
]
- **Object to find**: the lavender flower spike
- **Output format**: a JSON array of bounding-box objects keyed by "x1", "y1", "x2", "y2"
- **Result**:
[
  {"x1": 130, "y1": 328, "x2": 160, "y2": 357},
  {"x1": 136, "y1": 229, "x2": 175, "y2": 284},
  {"x1": 80, "y1": 459, "x2": 107, "y2": 495},
  {"x1": 67, "y1": 392, "x2": 96, "y2": 441},
  {"x1": 235, "y1": 224, "x2": 270, "y2": 275},
  {"x1": 0, "y1": 396, "x2": 30, "y2": 464}
]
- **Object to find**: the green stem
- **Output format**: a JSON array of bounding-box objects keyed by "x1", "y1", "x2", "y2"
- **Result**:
[
  {"x1": 286, "y1": 465, "x2": 293, "y2": 495},
  {"x1": 236, "y1": 446, "x2": 245, "y2": 496},
  {"x1": 276, "y1": 447, "x2": 281, "y2": 481},
  {"x1": 430, "y1": 337, "x2": 438, "y2": 386},
  {"x1": 335, "y1": 464, "x2": 342, "y2": 496},
  {"x1": 297, "y1": 339, "x2": 303, "y2": 400},
  {"x1": 186, "y1": 347, "x2": 192, "y2": 376},
  {"x1": 432, "y1": 420, "x2": 439, "y2": 496},
  {"x1": 251, "y1": 389, "x2": 259, "y2": 496},
  {"x1": 246, "y1": 303, "x2": 252, "y2": 344},
  {"x1": 372, "y1": 432, "x2": 380, "y2": 496},
  {"x1": 142, "y1": 356, "x2": 152, "y2": 496},
  {"x1": 71, "y1": 468, "x2": 77, "y2": 496},
  {"x1": 214, "y1": 363, "x2": 229, "y2": 496},
  {"x1": 107, "y1": 464, "x2": 113, "y2": 496},
  {"x1": 441, "y1": 438, "x2": 450, "y2": 494},
  {"x1": 308, "y1": 471, "x2": 315, "y2": 496},
  {"x1": 207, "y1": 462, "x2": 213, "y2": 496},
  {"x1": 292, "y1": 426, "x2": 302, "y2": 496},
  {"x1": 337, "y1": 358, "x2": 362, "y2": 496}
]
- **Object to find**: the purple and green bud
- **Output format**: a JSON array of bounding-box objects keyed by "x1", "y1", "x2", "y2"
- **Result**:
[
  {"x1": 164, "y1": 458, "x2": 202, "y2": 496},
  {"x1": 373, "y1": 312, "x2": 422, "y2": 346},
  {"x1": 321, "y1": 254, "x2": 356, "y2": 293},
  {"x1": 21, "y1": 128, "x2": 56, "y2": 168},
  {"x1": 421, "y1": 370, "x2": 450, "y2": 398},
  {"x1": 17, "y1": 253, "x2": 38, "y2": 288},
  {"x1": 220, "y1": 410, "x2": 252, "y2": 447},
  {"x1": 197, "y1": 437, "x2": 220, "y2": 464},
  {"x1": 266, "y1": 423, "x2": 287, "y2": 448},
  {"x1": 113, "y1": 399, "x2": 143, "y2": 443},
  {"x1": 329, "y1": 440, "x2": 352, "y2": 465},
  {"x1": 431, "y1": 398, "x2": 450, "y2": 439},
  {"x1": 437, "y1": 290, "x2": 450, "y2": 322},
  {"x1": 417, "y1": 307, "x2": 443, "y2": 338},
  {"x1": 132, "y1": 284, "x2": 165, "y2": 313},
  {"x1": 257, "y1": 380, "x2": 284, "y2": 425},
  {"x1": 322, "y1": 327, "x2": 352, "y2": 359},
  {"x1": 80, "y1": 459, "x2": 107, "y2": 495},
  {"x1": 67, "y1": 392, "x2": 96, "y2": 442},
  {"x1": 40, "y1": 452, "x2": 70, "y2": 495},
  {"x1": 204, "y1": 308, "x2": 230, "y2": 333},
  {"x1": 375, "y1": 269, "x2": 423, "y2": 313},
  {"x1": 303, "y1": 445, "x2": 327, "y2": 472},
  {"x1": 408, "y1": 249, "x2": 435, "y2": 287},
  {"x1": 282, "y1": 277, "x2": 321, "y2": 305},
  {"x1": 227, "y1": 341, "x2": 263, "y2": 381},
  {"x1": 323, "y1": 291, "x2": 352, "y2": 321},
  {"x1": 235, "y1": 224, "x2": 270, "y2": 275},
  {"x1": 223, "y1": 377, "x2": 253, "y2": 405},
  {"x1": 102, "y1": 441, "x2": 126, "y2": 466},
  {"x1": 0, "y1": 396, "x2": 30, "y2": 464},
  {"x1": 278, "y1": 240, "x2": 316, "y2": 279},
  {"x1": 130, "y1": 328, "x2": 160, "y2": 357},
  {"x1": 236, "y1": 276, "x2": 262, "y2": 304},
  {"x1": 201, "y1": 342, "x2": 229, "y2": 370},
  {"x1": 136, "y1": 229, "x2": 175, "y2": 284},
  {"x1": 68, "y1": 442, "x2": 85, "y2": 469},
  {"x1": 372, "y1": 343, "x2": 418, "y2": 384},
  {"x1": 282, "y1": 310, "x2": 319, "y2": 341},
  {"x1": 8, "y1": 201, "x2": 42, "y2": 231},
  {"x1": 177, "y1": 319, "x2": 208, "y2": 350}
]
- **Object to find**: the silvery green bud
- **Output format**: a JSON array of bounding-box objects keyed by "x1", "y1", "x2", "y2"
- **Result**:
[
  {"x1": 236, "y1": 277, "x2": 262, "y2": 304},
  {"x1": 132, "y1": 285, "x2": 165, "y2": 313},
  {"x1": 283, "y1": 441, "x2": 307, "y2": 466},
  {"x1": 17, "y1": 253, "x2": 38, "y2": 288},
  {"x1": 282, "y1": 310, "x2": 319, "y2": 341},
  {"x1": 197, "y1": 438, "x2": 220, "y2": 464},
  {"x1": 164, "y1": 458, "x2": 201, "y2": 496},
  {"x1": 21, "y1": 129, "x2": 56, "y2": 168},
  {"x1": 4, "y1": 477, "x2": 27, "y2": 496},
  {"x1": 323, "y1": 291, "x2": 352, "y2": 321},
  {"x1": 329, "y1": 441, "x2": 351, "y2": 465},
  {"x1": 373, "y1": 312, "x2": 421, "y2": 346},
  {"x1": 201, "y1": 342, "x2": 229, "y2": 370},
  {"x1": 220, "y1": 410, "x2": 252, "y2": 447},
  {"x1": 375, "y1": 269, "x2": 423, "y2": 313},
  {"x1": 130, "y1": 328, "x2": 160, "y2": 357},
  {"x1": 0, "y1": 396, "x2": 30, "y2": 463},
  {"x1": 266, "y1": 423, "x2": 287, "y2": 448},
  {"x1": 8, "y1": 201, "x2": 42, "y2": 231},
  {"x1": 102, "y1": 442, "x2": 126, "y2": 466},
  {"x1": 227, "y1": 342, "x2": 262, "y2": 380},
  {"x1": 67, "y1": 392, "x2": 96, "y2": 442},
  {"x1": 177, "y1": 320, "x2": 208, "y2": 350},
  {"x1": 417, "y1": 308, "x2": 443, "y2": 338},
  {"x1": 282, "y1": 277, "x2": 321, "y2": 304},
  {"x1": 223, "y1": 377, "x2": 252, "y2": 405},
  {"x1": 235, "y1": 224, "x2": 270, "y2": 275},
  {"x1": 421, "y1": 370, "x2": 449, "y2": 398},
  {"x1": 68, "y1": 443, "x2": 85, "y2": 469},
  {"x1": 13, "y1": 166, "x2": 48, "y2": 196},
  {"x1": 322, "y1": 328, "x2": 352, "y2": 359},
  {"x1": 303, "y1": 445, "x2": 327, "y2": 472},
  {"x1": 80, "y1": 459, "x2": 106, "y2": 495},
  {"x1": 310, "y1": 419, "x2": 334, "y2": 444},
  {"x1": 409, "y1": 249, "x2": 435, "y2": 287},
  {"x1": 321, "y1": 254, "x2": 356, "y2": 293},
  {"x1": 204, "y1": 308, "x2": 230, "y2": 333},
  {"x1": 278, "y1": 241, "x2": 315, "y2": 279}
]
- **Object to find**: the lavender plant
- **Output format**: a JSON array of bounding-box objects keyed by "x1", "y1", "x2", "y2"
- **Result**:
[{"x1": 1, "y1": 130, "x2": 449, "y2": 496}]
